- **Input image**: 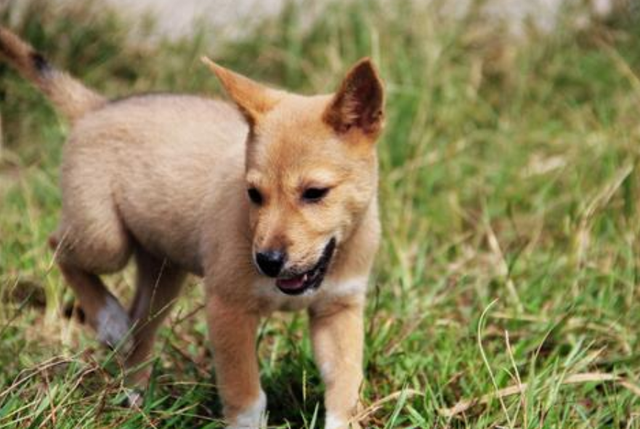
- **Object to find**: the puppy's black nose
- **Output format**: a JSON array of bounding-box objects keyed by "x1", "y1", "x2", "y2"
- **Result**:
[{"x1": 256, "y1": 250, "x2": 286, "y2": 277}]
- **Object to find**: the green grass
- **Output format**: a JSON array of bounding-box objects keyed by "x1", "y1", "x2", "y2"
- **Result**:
[{"x1": 1, "y1": 0, "x2": 640, "y2": 427}]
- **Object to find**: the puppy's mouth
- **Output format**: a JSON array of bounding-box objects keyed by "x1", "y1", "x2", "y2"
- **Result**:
[{"x1": 275, "y1": 238, "x2": 336, "y2": 296}]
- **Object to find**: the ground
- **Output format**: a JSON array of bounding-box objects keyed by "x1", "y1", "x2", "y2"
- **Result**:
[{"x1": 0, "y1": 0, "x2": 639, "y2": 428}]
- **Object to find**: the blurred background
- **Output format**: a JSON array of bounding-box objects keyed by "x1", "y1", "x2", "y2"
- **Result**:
[
  {"x1": 1, "y1": 0, "x2": 640, "y2": 427},
  {"x1": 12, "y1": 0, "x2": 630, "y2": 39}
]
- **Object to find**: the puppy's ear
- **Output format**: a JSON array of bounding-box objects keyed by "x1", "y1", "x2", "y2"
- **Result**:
[
  {"x1": 202, "y1": 57, "x2": 282, "y2": 127},
  {"x1": 324, "y1": 58, "x2": 385, "y2": 136}
]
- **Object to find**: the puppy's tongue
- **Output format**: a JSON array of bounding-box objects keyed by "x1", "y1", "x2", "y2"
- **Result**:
[{"x1": 276, "y1": 273, "x2": 308, "y2": 291}]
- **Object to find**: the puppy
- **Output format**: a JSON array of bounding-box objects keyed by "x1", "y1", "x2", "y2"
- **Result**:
[{"x1": 0, "y1": 27, "x2": 384, "y2": 429}]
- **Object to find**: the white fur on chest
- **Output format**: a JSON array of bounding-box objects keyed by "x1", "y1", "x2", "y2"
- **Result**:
[{"x1": 253, "y1": 275, "x2": 368, "y2": 312}]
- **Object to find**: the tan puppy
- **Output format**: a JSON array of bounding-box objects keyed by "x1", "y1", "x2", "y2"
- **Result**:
[{"x1": 0, "y1": 27, "x2": 384, "y2": 429}]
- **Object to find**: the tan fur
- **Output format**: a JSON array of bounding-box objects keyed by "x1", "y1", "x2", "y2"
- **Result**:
[{"x1": 2, "y1": 26, "x2": 384, "y2": 429}]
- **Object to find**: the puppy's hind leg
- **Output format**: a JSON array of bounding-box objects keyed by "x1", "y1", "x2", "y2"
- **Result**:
[
  {"x1": 49, "y1": 220, "x2": 134, "y2": 355},
  {"x1": 56, "y1": 262, "x2": 133, "y2": 353},
  {"x1": 125, "y1": 248, "x2": 186, "y2": 390}
]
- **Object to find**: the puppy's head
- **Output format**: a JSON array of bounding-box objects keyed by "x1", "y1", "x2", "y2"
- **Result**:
[{"x1": 204, "y1": 57, "x2": 384, "y2": 295}]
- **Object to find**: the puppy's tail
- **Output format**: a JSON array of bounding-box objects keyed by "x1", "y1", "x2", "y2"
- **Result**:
[{"x1": 0, "y1": 27, "x2": 106, "y2": 121}]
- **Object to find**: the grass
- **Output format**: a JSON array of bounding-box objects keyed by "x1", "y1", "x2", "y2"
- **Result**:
[{"x1": 1, "y1": 0, "x2": 640, "y2": 427}]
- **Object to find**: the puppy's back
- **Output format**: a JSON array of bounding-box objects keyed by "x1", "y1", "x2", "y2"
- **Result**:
[{"x1": 61, "y1": 94, "x2": 249, "y2": 273}]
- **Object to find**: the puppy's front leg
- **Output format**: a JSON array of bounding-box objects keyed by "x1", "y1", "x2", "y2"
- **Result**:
[
  {"x1": 310, "y1": 298, "x2": 365, "y2": 429},
  {"x1": 207, "y1": 293, "x2": 265, "y2": 429}
]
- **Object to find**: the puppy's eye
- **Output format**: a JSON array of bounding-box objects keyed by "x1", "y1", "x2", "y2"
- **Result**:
[
  {"x1": 302, "y1": 187, "x2": 329, "y2": 202},
  {"x1": 247, "y1": 188, "x2": 263, "y2": 205}
]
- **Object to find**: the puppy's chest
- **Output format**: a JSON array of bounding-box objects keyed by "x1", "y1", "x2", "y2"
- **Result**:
[{"x1": 253, "y1": 276, "x2": 368, "y2": 313}]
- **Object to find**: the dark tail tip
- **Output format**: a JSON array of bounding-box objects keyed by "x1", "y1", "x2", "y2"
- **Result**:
[
  {"x1": 30, "y1": 51, "x2": 52, "y2": 76},
  {"x1": 0, "y1": 26, "x2": 52, "y2": 78}
]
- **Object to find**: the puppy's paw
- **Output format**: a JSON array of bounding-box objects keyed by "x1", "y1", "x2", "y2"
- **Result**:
[
  {"x1": 122, "y1": 388, "x2": 144, "y2": 408},
  {"x1": 325, "y1": 413, "x2": 361, "y2": 429},
  {"x1": 227, "y1": 390, "x2": 267, "y2": 429},
  {"x1": 95, "y1": 296, "x2": 133, "y2": 354}
]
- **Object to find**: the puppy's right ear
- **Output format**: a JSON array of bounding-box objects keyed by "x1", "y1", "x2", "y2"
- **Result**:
[
  {"x1": 324, "y1": 58, "x2": 385, "y2": 137},
  {"x1": 201, "y1": 57, "x2": 282, "y2": 127}
]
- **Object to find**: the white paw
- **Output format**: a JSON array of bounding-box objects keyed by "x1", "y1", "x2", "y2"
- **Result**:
[
  {"x1": 123, "y1": 388, "x2": 144, "y2": 408},
  {"x1": 96, "y1": 296, "x2": 133, "y2": 354},
  {"x1": 325, "y1": 413, "x2": 346, "y2": 429},
  {"x1": 325, "y1": 413, "x2": 360, "y2": 429},
  {"x1": 227, "y1": 390, "x2": 267, "y2": 429}
]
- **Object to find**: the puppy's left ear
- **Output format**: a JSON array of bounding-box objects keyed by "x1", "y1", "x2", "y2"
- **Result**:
[
  {"x1": 201, "y1": 57, "x2": 282, "y2": 128},
  {"x1": 324, "y1": 58, "x2": 385, "y2": 136}
]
